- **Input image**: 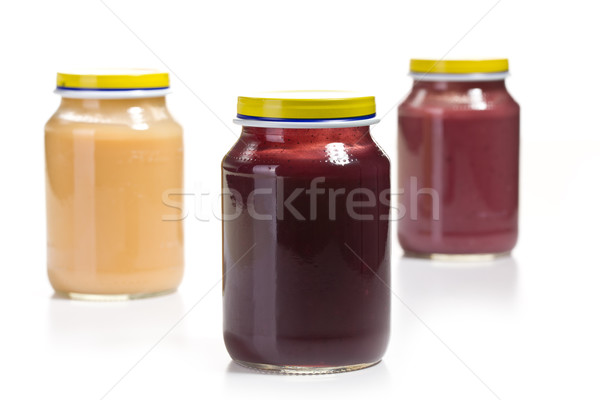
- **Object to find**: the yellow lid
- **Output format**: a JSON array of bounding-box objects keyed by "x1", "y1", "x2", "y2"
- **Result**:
[
  {"x1": 410, "y1": 59, "x2": 509, "y2": 74},
  {"x1": 237, "y1": 91, "x2": 376, "y2": 121},
  {"x1": 56, "y1": 68, "x2": 169, "y2": 90}
]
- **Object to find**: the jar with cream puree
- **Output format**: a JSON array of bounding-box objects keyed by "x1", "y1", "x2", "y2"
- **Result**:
[
  {"x1": 222, "y1": 92, "x2": 390, "y2": 373},
  {"x1": 397, "y1": 59, "x2": 520, "y2": 259},
  {"x1": 45, "y1": 69, "x2": 184, "y2": 300}
]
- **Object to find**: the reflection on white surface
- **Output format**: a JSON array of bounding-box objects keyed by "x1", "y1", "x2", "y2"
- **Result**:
[
  {"x1": 47, "y1": 292, "x2": 185, "y2": 350},
  {"x1": 224, "y1": 360, "x2": 393, "y2": 394},
  {"x1": 397, "y1": 255, "x2": 518, "y2": 309},
  {"x1": 390, "y1": 255, "x2": 519, "y2": 397}
]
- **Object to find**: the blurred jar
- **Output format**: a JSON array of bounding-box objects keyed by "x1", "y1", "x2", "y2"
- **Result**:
[
  {"x1": 45, "y1": 69, "x2": 184, "y2": 300},
  {"x1": 222, "y1": 92, "x2": 390, "y2": 373},
  {"x1": 397, "y1": 59, "x2": 520, "y2": 259}
]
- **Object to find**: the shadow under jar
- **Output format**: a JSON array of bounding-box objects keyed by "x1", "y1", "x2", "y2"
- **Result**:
[
  {"x1": 45, "y1": 70, "x2": 184, "y2": 300},
  {"x1": 222, "y1": 92, "x2": 391, "y2": 374},
  {"x1": 397, "y1": 59, "x2": 520, "y2": 260}
]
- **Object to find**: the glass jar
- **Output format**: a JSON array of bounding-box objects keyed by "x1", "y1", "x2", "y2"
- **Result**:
[
  {"x1": 222, "y1": 92, "x2": 390, "y2": 374},
  {"x1": 397, "y1": 59, "x2": 520, "y2": 259},
  {"x1": 45, "y1": 69, "x2": 184, "y2": 300}
]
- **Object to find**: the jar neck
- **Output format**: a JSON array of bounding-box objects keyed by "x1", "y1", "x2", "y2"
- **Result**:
[
  {"x1": 241, "y1": 125, "x2": 372, "y2": 144},
  {"x1": 53, "y1": 96, "x2": 173, "y2": 124},
  {"x1": 412, "y1": 79, "x2": 507, "y2": 91},
  {"x1": 59, "y1": 96, "x2": 167, "y2": 111}
]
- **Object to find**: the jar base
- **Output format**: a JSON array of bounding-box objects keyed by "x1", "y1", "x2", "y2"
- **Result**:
[
  {"x1": 233, "y1": 360, "x2": 380, "y2": 375},
  {"x1": 54, "y1": 288, "x2": 176, "y2": 301},
  {"x1": 403, "y1": 251, "x2": 511, "y2": 262}
]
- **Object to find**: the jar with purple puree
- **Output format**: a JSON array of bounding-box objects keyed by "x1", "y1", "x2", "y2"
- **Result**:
[
  {"x1": 397, "y1": 59, "x2": 520, "y2": 260},
  {"x1": 222, "y1": 92, "x2": 390, "y2": 374}
]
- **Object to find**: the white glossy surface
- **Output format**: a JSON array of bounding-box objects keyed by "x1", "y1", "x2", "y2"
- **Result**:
[{"x1": 1, "y1": 0, "x2": 599, "y2": 399}]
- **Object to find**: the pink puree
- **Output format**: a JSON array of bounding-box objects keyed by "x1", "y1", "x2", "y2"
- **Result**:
[{"x1": 397, "y1": 80, "x2": 520, "y2": 255}]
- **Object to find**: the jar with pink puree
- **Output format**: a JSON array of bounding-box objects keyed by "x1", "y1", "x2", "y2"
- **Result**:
[{"x1": 397, "y1": 59, "x2": 520, "y2": 259}]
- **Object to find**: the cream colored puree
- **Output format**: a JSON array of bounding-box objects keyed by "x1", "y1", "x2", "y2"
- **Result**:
[{"x1": 45, "y1": 97, "x2": 183, "y2": 296}]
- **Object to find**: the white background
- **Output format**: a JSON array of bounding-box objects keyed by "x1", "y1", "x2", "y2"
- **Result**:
[{"x1": 1, "y1": 0, "x2": 599, "y2": 399}]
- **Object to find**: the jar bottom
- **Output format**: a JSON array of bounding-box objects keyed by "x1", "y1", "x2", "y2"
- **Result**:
[
  {"x1": 403, "y1": 251, "x2": 511, "y2": 262},
  {"x1": 234, "y1": 360, "x2": 380, "y2": 375},
  {"x1": 54, "y1": 288, "x2": 176, "y2": 301}
]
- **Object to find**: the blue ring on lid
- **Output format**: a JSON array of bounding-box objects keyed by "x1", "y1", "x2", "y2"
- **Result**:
[
  {"x1": 236, "y1": 113, "x2": 376, "y2": 123},
  {"x1": 56, "y1": 86, "x2": 170, "y2": 91}
]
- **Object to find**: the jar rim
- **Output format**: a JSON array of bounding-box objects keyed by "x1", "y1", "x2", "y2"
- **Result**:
[
  {"x1": 233, "y1": 116, "x2": 380, "y2": 129},
  {"x1": 54, "y1": 87, "x2": 172, "y2": 99},
  {"x1": 409, "y1": 71, "x2": 509, "y2": 82}
]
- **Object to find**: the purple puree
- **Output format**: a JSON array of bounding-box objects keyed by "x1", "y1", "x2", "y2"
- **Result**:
[
  {"x1": 222, "y1": 125, "x2": 390, "y2": 367},
  {"x1": 398, "y1": 80, "x2": 520, "y2": 255}
]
